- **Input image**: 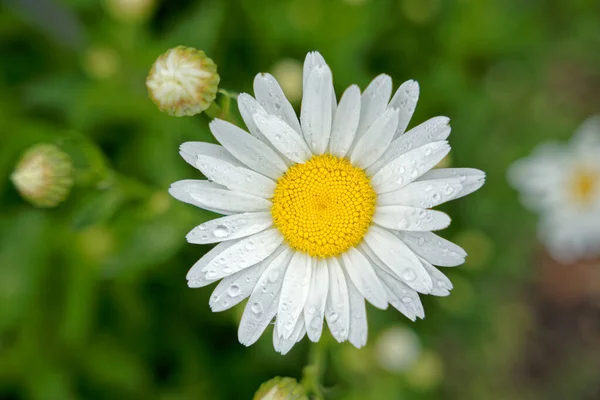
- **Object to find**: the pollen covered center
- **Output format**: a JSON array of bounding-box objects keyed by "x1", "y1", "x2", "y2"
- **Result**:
[
  {"x1": 571, "y1": 169, "x2": 598, "y2": 205},
  {"x1": 272, "y1": 154, "x2": 376, "y2": 258}
]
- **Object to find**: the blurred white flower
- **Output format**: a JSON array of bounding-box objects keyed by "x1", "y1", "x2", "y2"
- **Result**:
[
  {"x1": 11, "y1": 144, "x2": 74, "y2": 208},
  {"x1": 271, "y1": 58, "x2": 303, "y2": 104},
  {"x1": 170, "y1": 51, "x2": 485, "y2": 354},
  {"x1": 146, "y1": 46, "x2": 220, "y2": 117},
  {"x1": 509, "y1": 116, "x2": 600, "y2": 262},
  {"x1": 375, "y1": 326, "x2": 421, "y2": 372}
]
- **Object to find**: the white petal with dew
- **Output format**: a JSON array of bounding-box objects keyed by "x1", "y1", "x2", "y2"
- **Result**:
[
  {"x1": 301, "y1": 65, "x2": 333, "y2": 154},
  {"x1": 238, "y1": 247, "x2": 293, "y2": 346},
  {"x1": 344, "y1": 272, "x2": 368, "y2": 348},
  {"x1": 253, "y1": 111, "x2": 312, "y2": 163},
  {"x1": 350, "y1": 108, "x2": 400, "y2": 169},
  {"x1": 186, "y1": 240, "x2": 238, "y2": 284},
  {"x1": 374, "y1": 206, "x2": 451, "y2": 232},
  {"x1": 196, "y1": 155, "x2": 276, "y2": 198},
  {"x1": 389, "y1": 80, "x2": 420, "y2": 138},
  {"x1": 355, "y1": 74, "x2": 392, "y2": 141},
  {"x1": 329, "y1": 85, "x2": 361, "y2": 157},
  {"x1": 377, "y1": 180, "x2": 463, "y2": 209},
  {"x1": 364, "y1": 226, "x2": 432, "y2": 294},
  {"x1": 417, "y1": 168, "x2": 486, "y2": 201},
  {"x1": 419, "y1": 258, "x2": 453, "y2": 297},
  {"x1": 395, "y1": 231, "x2": 466, "y2": 267},
  {"x1": 237, "y1": 93, "x2": 269, "y2": 142},
  {"x1": 277, "y1": 252, "x2": 312, "y2": 340},
  {"x1": 179, "y1": 142, "x2": 240, "y2": 169},
  {"x1": 254, "y1": 73, "x2": 302, "y2": 134},
  {"x1": 304, "y1": 258, "x2": 329, "y2": 342},
  {"x1": 170, "y1": 180, "x2": 271, "y2": 214},
  {"x1": 210, "y1": 119, "x2": 287, "y2": 179},
  {"x1": 371, "y1": 141, "x2": 451, "y2": 194},
  {"x1": 341, "y1": 247, "x2": 388, "y2": 309},
  {"x1": 187, "y1": 212, "x2": 273, "y2": 244},
  {"x1": 325, "y1": 258, "x2": 350, "y2": 342},
  {"x1": 202, "y1": 229, "x2": 283, "y2": 280},
  {"x1": 367, "y1": 117, "x2": 450, "y2": 175}
]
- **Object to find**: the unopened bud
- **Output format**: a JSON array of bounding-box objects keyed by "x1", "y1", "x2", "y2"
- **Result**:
[
  {"x1": 252, "y1": 377, "x2": 308, "y2": 400},
  {"x1": 11, "y1": 144, "x2": 74, "y2": 208},
  {"x1": 146, "y1": 46, "x2": 220, "y2": 117}
]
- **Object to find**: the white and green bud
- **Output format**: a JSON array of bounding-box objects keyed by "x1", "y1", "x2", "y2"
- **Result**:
[
  {"x1": 11, "y1": 144, "x2": 74, "y2": 208},
  {"x1": 146, "y1": 46, "x2": 220, "y2": 117},
  {"x1": 252, "y1": 377, "x2": 308, "y2": 400}
]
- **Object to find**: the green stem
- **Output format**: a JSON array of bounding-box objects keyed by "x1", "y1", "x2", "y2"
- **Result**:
[
  {"x1": 203, "y1": 90, "x2": 241, "y2": 126},
  {"x1": 301, "y1": 340, "x2": 327, "y2": 400},
  {"x1": 203, "y1": 101, "x2": 223, "y2": 120}
]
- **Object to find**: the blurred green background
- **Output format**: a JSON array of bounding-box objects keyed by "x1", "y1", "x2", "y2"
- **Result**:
[{"x1": 1, "y1": 0, "x2": 600, "y2": 399}]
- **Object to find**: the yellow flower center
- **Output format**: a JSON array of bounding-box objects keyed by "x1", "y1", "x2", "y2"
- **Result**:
[
  {"x1": 272, "y1": 154, "x2": 376, "y2": 258},
  {"x1": 571, "y1": 169, "x2": 598, "y2": 205}
]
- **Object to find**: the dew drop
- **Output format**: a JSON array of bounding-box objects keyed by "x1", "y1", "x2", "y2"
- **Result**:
[
  {"x1": 246, "y1": 241, "x2": 256, "y2": 250},
  {"x1": 213, "y1": 225, "x2": 230, "y2": 238},
  {"x1": 401, "y1": 269, "x2": 416, "y2": 282},
  {"x1": 401, "y1": 296, "x2": 412, "y2": 303},
  {"x1": 228, "y1": 284, "x2": 241, "y2": 297},
  {"x1": 329, "y1": 312, "x2": 339, "y2": 323},
  {"x1": 251, "y1": 302, "x2": 263, "y2": 315}
]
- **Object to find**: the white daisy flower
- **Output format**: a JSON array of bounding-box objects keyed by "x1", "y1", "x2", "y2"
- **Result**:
[
  {"x1": 509, "y1": 116, "x2": 600, "y2": 262},
  {"x1": 170, "y1": 51, "x2": 485, "y2": 354}
]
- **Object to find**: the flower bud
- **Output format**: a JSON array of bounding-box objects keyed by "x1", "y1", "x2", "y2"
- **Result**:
[
  {"x1": 146, "y1": 46, "x2": 220, "y2": 117},
  {"x1": 11, "y1": 144, "x2": 74, "y2": 208},
  {"x1": 252, "y1": 377, "x2": 308, "y2": 400}
]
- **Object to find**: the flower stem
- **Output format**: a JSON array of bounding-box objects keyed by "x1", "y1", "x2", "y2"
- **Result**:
[
  {"x1": 301, "y1": 339, "x2": 327, "y2": 400},
  {"x1": 203, "y1": 90, "x2": 241, "y2": 126}
]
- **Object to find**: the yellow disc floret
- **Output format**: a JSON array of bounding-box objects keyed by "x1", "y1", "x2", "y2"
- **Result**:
[
  {"x1": 571, "y1": 168, "x2": 598, "y2": 205},
  {"x1": 272, "y1": 154, "x2": 376, "y2": 258}
]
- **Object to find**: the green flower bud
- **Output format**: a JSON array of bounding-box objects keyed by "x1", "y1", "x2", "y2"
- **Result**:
[
  {"x1": 252, "y1": 377, "x2": 308, "y2": 400},
  {"x1": 146, "y1": 46, "x2": 220, "y2": 117},
  {"x1": 11, "y1": 144, "x2": 74, "y2": 208}
]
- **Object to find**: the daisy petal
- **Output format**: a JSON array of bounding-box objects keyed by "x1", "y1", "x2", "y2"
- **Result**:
[
  {"x1": 253, "y1": 111, "x2": 312, "y2": 163},
  {"x1": 170, "y1": 180, "x2": 271, "y2": 214},
  {"x1": 325, "y1": 258, "x2": 350, "y2": 342},
  {"x1": 367, "y1": 117, "x2": 451, "y2": 176},
  {"x1": 169, "y1": 180, "x2": 235, "y2": 215},
  {"x1": 350, "y1": 107, "x2": 400, "y2": 169},
  {"x1": 345, "y1": 274, "x2": 368, "y2": 348},
  {"x1": 374, "y1": 206, "x2": 451, "y2": 231},
  {"x1": 209, "y1": 251, "x2": 277, "y2": 312},
  {"x1": 395, "y1": 231, "x2": 466, "y2": 267},
  {"x1": 210, "y1": 119, "x2": 287, "y2": 179},
  {"x1": 364, "y1": 226, "x2": 433, "y2": 294},
  {"x1": 237, "y1": 93, "x2": 269, "y2": 142},
  {"x1": 329, "y1": 85, "x2": 361, "y2": 157},
  {"x1": 202, "y1": 229, "x2": 283, "y2": 280},
  {"x1": 375, "y1": 268, "x2": 425, "y2": 321},
  {"x1": 417, "y1": 168, "x2": 486, "y2": 200},
  {"x1": 238, "y1": 248, "x2": 293, "y2": 346},
  {"x1": 420, "y1": 258, "x2": 453, "y2": 296},
  {"x1": 196, "y1": 155, "x2": 276, "y2": 198},
  {"x1": 304, "y1": 258, "x2": 329, "y2": 342},
  {"x1": 277, "y1": 252, "x2": 312, "y2": 340},
  {"x1": 186, "y1": 212, "x2": 272, "y2": 244},
  {"x1": 303, "y1": 51, "x2": 327, "y2": 92},
  {"x1": 355, "y1": 74, "x2": 392, "y2": 141},
  {"x1": 341, "y1": 248, "x2": 388, "y2": 309},
  {"x1": 179, "y1": 142, "x2": 240, "y2": 169},
  {"x1": 273, "y1": 318, "x2": 304, "y2": 355},
  {"x1": 371, "y1": 141, "x2": 451, "y2": 194},
  {"x1": 186, "y1": 239, "x2": 238, "y2": 283},
  {"x1": 301, "y1": 65, "x2": 333, "y2": 154},
  {"x1": 389, "y1": 80, "x2": 420, "y2": 138},
  {"x1": 377, "y1": 180, "x2": 464, "y2": 208},
  {"x1": 253, "y1": 73, "x2": 302, "y2": 134}
]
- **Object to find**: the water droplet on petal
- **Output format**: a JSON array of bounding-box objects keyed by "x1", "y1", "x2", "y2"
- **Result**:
[
  {"x1": 228, "y1": 284, "x2": 241, "y2": 297},
  {"x1": 213, "y1": 224, "x2": 230, "y2": 238},
  {"x1": 401, "y1": 269, "x2": 416, "y2": 282}
]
